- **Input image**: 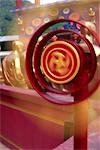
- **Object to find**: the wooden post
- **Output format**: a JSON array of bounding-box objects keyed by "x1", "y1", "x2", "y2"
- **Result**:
[
  {"x1": 74, "y1": 100, "x2": 88, "y2": 150},
  {"x1": 73, "y1": 65, "x2": 89, "y2": 150}
]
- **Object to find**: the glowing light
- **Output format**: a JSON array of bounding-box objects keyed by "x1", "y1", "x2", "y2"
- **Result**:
[
  {"x1": 40, "y1": 0, "x2": 65, "y2": 4},
  {"x1": 27, "y1": 0, "x2": 65, "y2": 4}
]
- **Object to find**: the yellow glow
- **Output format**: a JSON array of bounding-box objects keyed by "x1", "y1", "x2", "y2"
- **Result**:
[
  {"x1": 40, "y1": 0, "x2": 64, "y2": 4},
  {"x1": 15, "y1": 57, "x2": 20, "y2": 71},
  {"x1": 28, "y1": 0, "x2": 64, "y2": 4}
]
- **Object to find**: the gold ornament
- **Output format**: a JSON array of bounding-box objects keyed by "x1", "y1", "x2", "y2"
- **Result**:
[
  {"x1": 0, "y1": 64, "x2": 5, "y2": 84},
  {"x1": 89, "y1": 8, "x2": 95, "y2": 17},
  {"x1": 2, "y1": 41, "x2": 30, "y2": 88}
]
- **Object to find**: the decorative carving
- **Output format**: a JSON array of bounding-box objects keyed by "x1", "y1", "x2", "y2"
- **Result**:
[
  {"x1": 26, "y1": 19, "x2": 99, "y2": 104},
  {"x1": 2, "y1": 41, "x2": 30, "y2": 88}
]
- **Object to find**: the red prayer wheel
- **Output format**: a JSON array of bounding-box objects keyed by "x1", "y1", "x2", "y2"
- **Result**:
[
  {"x1": 26, "y1": 19, "x2": 100, "y2": 150},
  {"x1": 26, "y1": 19, "x2": 99, "y2": 104}
]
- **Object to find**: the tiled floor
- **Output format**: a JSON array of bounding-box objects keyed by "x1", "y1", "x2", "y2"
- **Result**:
[{"x1": 0, "y1": 142, "x2": 10, "y2": 150}]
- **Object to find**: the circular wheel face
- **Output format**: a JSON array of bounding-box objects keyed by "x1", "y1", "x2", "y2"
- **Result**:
[
  {"x1": 63, "y1": 8, "x2": 70, "y2": 14},
  {"x1": 41, "y1": 41, "x2": 80, "y2": 84},
  {"x1": 26, "y1": 19, "x2": 100, "y2": 105},
  {"x1": 48, "y1": 9, "x2": 59, "y2": 17},
  {"x1": 32, "y1": 18, "x2": 42, "y2": 27},
  {"x1": 69, "y1": 13, "x2": 80, "y2": 21},
  {"x1": 25, "y1": 26, "x2": 34, "y2": 35}
]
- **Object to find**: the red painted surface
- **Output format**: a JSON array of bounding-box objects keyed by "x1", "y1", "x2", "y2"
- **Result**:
[
  {"x1": 1, "y1": 105, "x2": 64, "y2": 149},
  {"x1": 16, "y1": 0, "x2": 22, "y2": 9},
  {"x1": 26, "y1": 19, "x2": 99, "y2": 104},
  {"x1": 0, "y1": 85, "x2": 73, "y2": 149},
  {"x1": 41, "y1": 41, "x2": 80, "y2": 84}
]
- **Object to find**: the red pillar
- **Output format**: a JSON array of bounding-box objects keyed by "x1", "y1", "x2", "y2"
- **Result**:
[
  {"x1": 16, "y1": 0, "x2": 22, "y2": 9},
  {"x1": 73, "y1": 77, "x2": 89, "y2": 149},
  {"x1": 74, "y1": 100, "x2": 88, "y2": 150}
]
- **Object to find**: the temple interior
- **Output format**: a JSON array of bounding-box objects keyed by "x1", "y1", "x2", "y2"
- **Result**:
[{"x1": 0, "y1": 0, "x2": 100, "y2": 149}]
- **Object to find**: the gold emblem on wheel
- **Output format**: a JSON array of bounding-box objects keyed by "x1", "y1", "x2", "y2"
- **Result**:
[
  {"x1": 41, "y1": 41, "x2": 80, "y2": 84},
  {"x1": 49, "y1": 51, "x2": 70, "y2": 75}
]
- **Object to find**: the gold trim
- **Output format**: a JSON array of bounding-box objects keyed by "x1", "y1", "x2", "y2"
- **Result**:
[
  {"x1": 46, "y1": 48, "x2": 74, "y2": 79},
  {"x1": 0, "y1": 102, "x2": 64, "y2": 126},
  {"x1": 25, "y1": 26, "x2": 34, "y2": 35},
  {"x1": 32, "y1": 18, "x2": 42, "y2": 27},
  {"x1": 0, "y1": 135, "x2": 22, "y2": 150},
  {"x1": 48, "y1": 9, "x2": 59, "y2": 17},
  {"x1": 41, "y1": 41, "x2": 80, "y2": 84}
]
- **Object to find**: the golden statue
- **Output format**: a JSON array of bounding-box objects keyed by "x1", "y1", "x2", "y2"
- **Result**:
[
  {"x1": 0, "y1": 64, "x2": 5, "y2": 84},
  {"x1": 2, "y1": 41, "x2": 31, "y2": 88}
]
